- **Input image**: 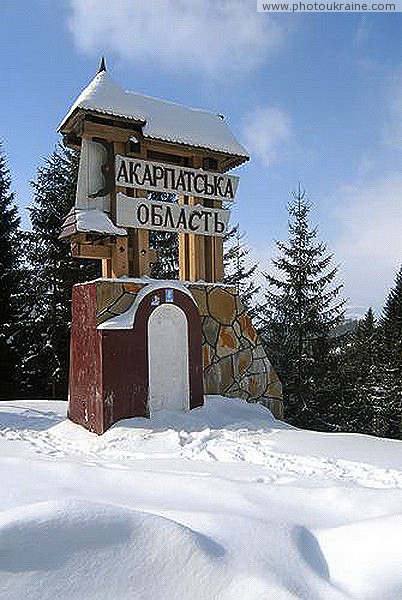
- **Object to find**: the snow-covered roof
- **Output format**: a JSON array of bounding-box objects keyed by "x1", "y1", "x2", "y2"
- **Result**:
[
  {"x1": 59, "y1": 71, "x2": 249, "y2": 159},
  {"x1": 59, "y1": 207, "x2": 127, "y2": 239}
]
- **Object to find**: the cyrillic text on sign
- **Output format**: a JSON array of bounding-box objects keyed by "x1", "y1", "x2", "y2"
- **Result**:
[
  {"x1": 116, "y1": 194, "x2": 230, "y2": 237},
  {"x1": 115, "y1": 156, "x2": 239, "y2": 201}
]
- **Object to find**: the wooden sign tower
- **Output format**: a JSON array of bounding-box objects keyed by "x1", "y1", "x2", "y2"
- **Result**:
[{"x1": 61, "y1": 60, "x2": 283, "y2": 434}]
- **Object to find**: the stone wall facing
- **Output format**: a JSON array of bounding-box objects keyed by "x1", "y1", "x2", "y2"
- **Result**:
[{"x1": 94, "y1": 278, "x2": 283, "y2": 418}]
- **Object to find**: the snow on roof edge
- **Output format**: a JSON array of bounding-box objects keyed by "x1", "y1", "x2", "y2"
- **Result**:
[
  {"x1": 60, "y1": 208, "x2": 127, "y2": 238},
  {"x1": 58, "y1": 105, "x2": 146, "y2": 133},
  {"x1": 141, "y1": 132, "x2": 249, "y2": 159},
  {"x1": 58, "y1": 72, "x2": 250, "y2": 160},
  {"x1": 60, "y1": 107, "x2": 249, "y2": 160}
]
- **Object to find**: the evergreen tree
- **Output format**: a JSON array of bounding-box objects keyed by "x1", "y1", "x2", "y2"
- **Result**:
[
  {"x1": 0, "y1": 142, "x2": 23, "y2": 398},
  {"x1": 148, "y1": 191, "x2": 179, "y2": 279},
  {"x1": 350, "y1": 308, "x2": 377, "y2": 384},
  {"x1": 343, "y1": 308, "x2": 387, "y2": 435},
  {"x1": 223, "y1": 224, "x2": 260, "y2": 319},
  {"x1": 20, "y1": 143, "x2": 100, "y2": 399},
  {"x1": 327, "y1": 299, "x2": 401, "y2": 439},
  {"x1": 378, "y1": 265, "x2": 402, "y2": 438},
  {"x1": 261, "y1": 186, "x2": 346, "y2": 429},
  {"x1": 381, "y1": 265, "x2": 402, "y2": 367}
]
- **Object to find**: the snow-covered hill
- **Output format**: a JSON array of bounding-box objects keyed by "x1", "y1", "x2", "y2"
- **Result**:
[{"x1": 0, "y1": 397, "x2": 401, "y2": 600}]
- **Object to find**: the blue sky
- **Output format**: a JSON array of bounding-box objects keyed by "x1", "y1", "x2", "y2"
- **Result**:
[{"x1": 1, "y1": 1, "x2": 401, "y2": 316}]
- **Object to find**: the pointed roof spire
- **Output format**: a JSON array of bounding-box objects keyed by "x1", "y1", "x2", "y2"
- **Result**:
[{"x1": 97, "y1": 56, "x2": 107, "y2": 74}]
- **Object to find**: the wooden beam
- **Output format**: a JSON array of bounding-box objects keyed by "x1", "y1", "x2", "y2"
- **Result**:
[
  {"x1": 83, "y1": 121, "x2": 138, "y2": 144},
  {"x1": 178, "y1": 195, "x2": 190, "y2": 281},
  {"x1": 102, "y1": 259, "x2": 112, "y2": 278},
  {"x1": 111, "y1": 237, "x2": 129, "y2": 278},
  {"x1": 212, "y1": 199, "x2": 224, "y2": 282},
  {"x1": 71, "y1": 242, "x2": 112, "y2": 260}
]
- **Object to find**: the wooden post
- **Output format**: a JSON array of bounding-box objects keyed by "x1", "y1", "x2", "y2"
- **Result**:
[
  {"x1": 111, "y1": 237, "x2": 129, "y2": 278},
  {"x1": 112, "y1": 141, "x2": 130, "y2": 277},
  {"x1": 178, "y1": 194, "x2": 224, "y2": 283},
  {"x1": 102, "y1": 259, "x2": 112, "y2": 278},
  {"x1": 188, "y1": 196, "x2": 206, "y2": 282},
  {"x1": 178, "y1": 195, "x2": 190, "y2": 281},
  {"x1": 212, "y1": 199, "x2": 224, "y2": 282},
  {"x1": 135, "y1": 189, "x2": 157, "y2": 277}
]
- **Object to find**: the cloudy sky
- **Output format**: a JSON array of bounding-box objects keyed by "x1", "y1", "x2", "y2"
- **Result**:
[{"x1": 1, "y1": 1, "x2": 401, "y2": 316}]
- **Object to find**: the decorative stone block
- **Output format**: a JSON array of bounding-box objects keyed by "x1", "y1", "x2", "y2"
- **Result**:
[
  {"x1": 267, "y1": 380, "x2": 283, "y2": 400},
  {"x1": 225, "y1": 381, "x2": 241, "y2": 397},
  {"x1": 96, "y1": 280, "x2": 123, "y2": 314},
  {"x1": 109, "y1": 292, "x2": 137, "y2": 315},
  {"x1": 247, "y1": 358, "x2": 268, "y2": 376},
  {"x1": 216, "y1": 326, "x2": 239, "y2": 358},
  {"x1": 191, "y1": 287, "x2": 208, "y2": 316},
  {"x1": 218, "y1": 355, "x2": 235, "y2": 393},
  {"x1": 122, "y1": 283, "x2": 143, "y2": 294},
  {"x1": 203, "y1": 316, "x2": 220, "y2": 348},
  {"x1": 204, "y1": 364, "x2": 221, "y2": 394},
  {"x1": 238, "y1": 313, "x2": 258, "y2": 344},
  {"x1": 202, "y1": 344, "x2": 214, "y2": 367},
  {"x1": 232, "y1": 348, "x2": 253, "y2": 377},
  {"x1": 249, "y1": 373, "x2": 268, "y2": 398},
  {"x1": 233, "y1": 320, "x2": 241, "y2": 338},
  {"x1": 265, "y1": 398, "x2": 284, "y2": 418},
  {"x1": 208, "y1": 287, "x2": 237, "y2": 325},
  {"x1": 253, "y1": 344, "x2": 267, "y2": 360}
]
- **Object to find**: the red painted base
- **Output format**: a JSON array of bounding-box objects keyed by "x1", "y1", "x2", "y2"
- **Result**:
[{"x1": 68, "y1": 282, "x2": 204, "y2": 434}]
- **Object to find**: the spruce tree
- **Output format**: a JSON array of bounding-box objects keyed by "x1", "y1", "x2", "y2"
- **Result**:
[
  {"x1": 0, "y1": 143, "x2": 23, "y2": 398},
  {"x1": 344, "y1": 308, "x2": 387, "y2": 435},
  {"x1": 21, "y1": 143, "x2": 100, "y2": 399},
  {"x1": 223, "y1": 224, "x2": 260, "y2": 319},
  {"x1": 261, "y1": 186, "x2": 346, "y2": 429},
  {"x1": 350, "y1": 308, "x2": 377, "y2": 385},
  {"x1": 378, "y1": 266, "x2": 402, "y2": 438},
  {"x1": 381, "y1": 265, "x2": 402, "y2": 366},
  {"x1": 328, "y1": 301, "x2": 401, "y2": 439},
  {"x1": 148, "y1": 191, "x2": 179, "y2": 279}
]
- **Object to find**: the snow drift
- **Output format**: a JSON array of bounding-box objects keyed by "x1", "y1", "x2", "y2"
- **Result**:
[
  {"x1": 0, "y1": 500, "x2": 227, "y2": 600},
  {"x1": 0, "y1": 396, "x2": 401, "y2": 600}
]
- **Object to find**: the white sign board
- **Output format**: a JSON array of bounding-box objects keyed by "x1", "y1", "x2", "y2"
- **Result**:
[
  {"x1": 116, "y1": 193, "x2": 230, "y2": 237},
  {"x1": 115, "y1": 156, "x2": 239, "y2": 202}
]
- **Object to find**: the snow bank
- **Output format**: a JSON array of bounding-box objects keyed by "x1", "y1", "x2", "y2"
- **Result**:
[
  {"x1": 318, "y1": 514, "x2": 402, "y2": 599},
  {"x1": 0, "y1": 499, "x2": 348, "y2": 600},
  {"x1": 0, "y1": 500, "x2": 226, "y2": 600},
  {"x1": 0, "y1": 396, "x2": 401, "y2": 600},
  {"x1": 41, "y1": 397, "x2": 402, "y2": 489}
]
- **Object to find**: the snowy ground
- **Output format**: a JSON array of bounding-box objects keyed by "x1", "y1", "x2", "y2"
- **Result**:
[{"x1": 0, "y1": 396, "x2": 401, "y2": 600}]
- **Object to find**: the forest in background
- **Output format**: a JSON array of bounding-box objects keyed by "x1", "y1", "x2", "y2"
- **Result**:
[{"x1": 0, "y1": 142, "x2": 401, "y2": 439}]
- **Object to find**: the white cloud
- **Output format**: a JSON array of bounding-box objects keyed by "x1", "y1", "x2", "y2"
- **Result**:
[
  {"x1": 242, "y1": 106, "x2": 293, "y2": 166},
  {"x1": 332, "y1": 172, "x2": 402, "y2": 314},
  {"x1": 68, "y1": 0, "x2": 284, "y2": 78}
]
